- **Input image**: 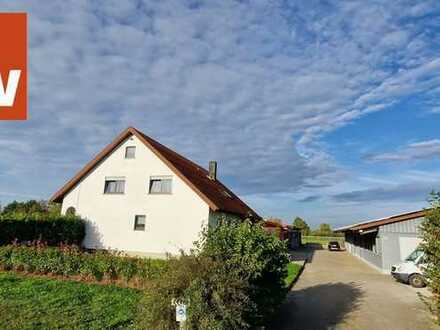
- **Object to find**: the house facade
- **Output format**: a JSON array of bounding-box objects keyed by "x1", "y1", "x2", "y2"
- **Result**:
[
  {"x1": 50, "y1": 127, "x2": 259, "y2": 257},
  {"x1": 335, "y1": 210, "x2": 425, "y2": 273}
]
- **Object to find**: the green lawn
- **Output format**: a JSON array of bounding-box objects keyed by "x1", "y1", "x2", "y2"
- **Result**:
[
  {"x1": 0, "y1": 272, "x2": 141, "y2": 330},
  {"x1": 0, "y1": 265, "x2": 304, "y2": 329},
  {"x1": 302, "y1": 235, "x2": 345, "y2": 248},
  {"x1": 284, "y1": 262, "x2": 302, "y2": 287}
]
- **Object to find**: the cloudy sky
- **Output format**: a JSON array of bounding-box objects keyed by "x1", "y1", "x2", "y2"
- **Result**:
[{"x1": 1, "y1": 0, "x2": 440, "y2": 228}]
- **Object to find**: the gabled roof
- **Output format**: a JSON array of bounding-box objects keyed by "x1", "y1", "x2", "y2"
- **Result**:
[
  {"x1": 335, "y1": 209, "x2": 426, "y2": 233},
  {"x1": 50, "y1": 127, "x2": 260, "y2": 219}
]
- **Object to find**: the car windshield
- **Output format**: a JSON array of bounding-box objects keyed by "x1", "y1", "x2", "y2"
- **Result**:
[{"x1": 405, "y1": 249, "x2": 424, "y2": 262}]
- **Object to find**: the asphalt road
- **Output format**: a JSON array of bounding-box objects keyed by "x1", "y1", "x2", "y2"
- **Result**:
[{"x1": 271, "y1": 246, "x2": 438, "y2": 330}]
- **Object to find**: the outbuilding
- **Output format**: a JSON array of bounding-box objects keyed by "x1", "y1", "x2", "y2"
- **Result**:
[
  {"x1": 263, "y1": 220, "x2": 302, "y2": 250},
  {"x1": 335, "y1": 210, "x2": 426, "y2": 273}
]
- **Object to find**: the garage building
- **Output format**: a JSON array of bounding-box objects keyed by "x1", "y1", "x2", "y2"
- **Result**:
[{"x1": 335, "y1": 210, "x2": 426, "y2": 273}]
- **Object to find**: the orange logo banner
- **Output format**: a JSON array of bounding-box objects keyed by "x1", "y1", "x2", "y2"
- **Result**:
[{"x1": 0, "y1": 13, "x2": 27, "y2": 120}]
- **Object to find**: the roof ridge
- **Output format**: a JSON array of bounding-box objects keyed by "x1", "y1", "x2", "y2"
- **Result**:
[
  {"x1": 131, "y1": 128, "x2": 208, "y2": 174},
  {"x1": 335, "y1": 209, "x2": 426, "y2": 232}
]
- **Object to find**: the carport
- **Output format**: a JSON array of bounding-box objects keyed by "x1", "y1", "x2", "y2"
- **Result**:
[{"x1": 336, "y1": 210, "x2": 426, "y2": 273}]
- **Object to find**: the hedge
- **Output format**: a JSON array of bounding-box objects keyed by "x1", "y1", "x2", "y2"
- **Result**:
[
  {"x1": 421, "y1": 193, "x2": 440, "y2": 324},
  {"x1": 0, "y1": 244, "x2": 168, "y2": 288},
  {"x1": 0, "y1": 215, "x2": 85, "y2": 246}
]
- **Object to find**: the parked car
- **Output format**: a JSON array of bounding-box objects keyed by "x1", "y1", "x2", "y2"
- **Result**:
[
  {"x1": 391, "y1": 248, "x2": 426, "y2": 288},
  {"x1": 328, "y1": 241, "x2": 341, "y2": 251}
]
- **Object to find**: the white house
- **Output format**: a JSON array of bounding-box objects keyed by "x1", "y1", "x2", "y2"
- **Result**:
[{"x1": 50, "y1": 127, "x2": 259, "y2": 258}]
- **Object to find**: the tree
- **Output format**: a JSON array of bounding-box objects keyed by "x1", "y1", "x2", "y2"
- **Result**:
[
  {"x1": 292, "y1": 217, "x2": 310, "y2": 236},
  {"x1": 420, "y1": 192, "x2": 440, "y2": 324},
  {"x1": 313, "y1": 223, "x2": 333, "y2": 236}
]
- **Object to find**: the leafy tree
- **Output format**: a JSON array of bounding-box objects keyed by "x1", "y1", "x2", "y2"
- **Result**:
[
  {"x1": 292, "y1": 217, "x2": 310, "y2": 236},
  {"x1": 421, "y1": 192, "x2": 440, "y2": 324},
  {"x1": 313, "y1": 223, "x2": 333, "y2": 236}
]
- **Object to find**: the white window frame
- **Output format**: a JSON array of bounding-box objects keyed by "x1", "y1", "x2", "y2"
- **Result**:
[
  {"x1": 125, "y1": 146, "x2": 136, "y2": 159},
  {"x1": 104, "y1": 177, "x2": 126, "y2": 194},
  {"x1": 148, "y1": 176, "x2": 172, "y2": 194},
  {"x1": 134, "y1": 215, "x2": 146, "y2": 231}
]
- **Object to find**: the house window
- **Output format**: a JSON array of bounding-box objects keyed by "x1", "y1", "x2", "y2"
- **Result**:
[
  {"x1": 134, "y1": 215, "x2": 146, "y2": 231},
  {"x1": 66, "y1": 207, "x2": 76, "y2": 216},
  {"x1": 104, "y1": 178, "x2": 125, "y2": 194},
  {"x1": 125, "y1": 146, "x2": 136, "y2": 159},
  {"x1": 149, "y1": 176, "x2": 172, "y2": 194}
]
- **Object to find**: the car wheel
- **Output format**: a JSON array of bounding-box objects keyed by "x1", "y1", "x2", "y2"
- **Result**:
[{"x1": 409, "y1": 274, "x2": 425, "y2": 288}]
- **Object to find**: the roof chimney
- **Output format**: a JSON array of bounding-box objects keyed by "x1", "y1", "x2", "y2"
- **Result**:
[{"x1": 208, "y1": 161, "x2": 217, "y2": 180}]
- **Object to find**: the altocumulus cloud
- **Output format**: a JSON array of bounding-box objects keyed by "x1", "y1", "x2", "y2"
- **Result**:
[
  {"x1": 331, "y1": 181, "x2": 440, "y2": 203},
  {"x1": 364, "y1": 140, "x2": 440, "y2": 163},
  {"x1": 0, "y1": 0, "x2": 439, "y2": 206}
]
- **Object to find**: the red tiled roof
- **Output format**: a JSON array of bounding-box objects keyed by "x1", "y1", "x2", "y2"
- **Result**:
[
  {"x1": 50, "y1": 127, "x2": 260, "y2": 219},
  {"x1": 335, "y1": 209, "x2": 426, "y2": 232}
]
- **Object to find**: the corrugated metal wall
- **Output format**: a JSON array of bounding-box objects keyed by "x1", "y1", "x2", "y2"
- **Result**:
[
  {"x1": 379, "y1": 217, "x2": 423, "y2": 272},
  {"x1": 345, "y1": 217, "x2": 424, "y2": 273},
  {"x1": 381, "y1": 217, "x2": 422, "y2": 234}
]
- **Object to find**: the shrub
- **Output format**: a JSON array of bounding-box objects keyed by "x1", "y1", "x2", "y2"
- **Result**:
[
  {"x1": 421, "y1": 192, "x2": 440, "y2": 324},
  {"x1": 0, "y1": 214, "x2": 85, "y2": 246},
  {"x1": 136, "y1": 221, "x2": 290, "y2": 329},
  {"x1": 0, "y1": 244, "x2": 168, "y2": 288},
  {"x1": 136, "y1": 254, "x2": 252, "y2": 330},
  {"x1": 201, "y1": 221, "x2": 290, "y2": 327}
]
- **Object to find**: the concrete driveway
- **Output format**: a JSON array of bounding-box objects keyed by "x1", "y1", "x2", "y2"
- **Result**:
[{"x1": 272, "y1": 246, "x2": 438, "y2": 330}]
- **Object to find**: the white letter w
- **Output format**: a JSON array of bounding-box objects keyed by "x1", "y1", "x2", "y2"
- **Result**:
[{"x1": 0, "y1": 70, "x2": 21, "y2": 107}]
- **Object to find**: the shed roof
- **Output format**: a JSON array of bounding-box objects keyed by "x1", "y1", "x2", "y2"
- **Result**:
[
  {"x1": 335, "y1": 209, "x2": 426, "y2": 233},
  {"x1": 50, "y1": 127, "x2": 260, "y2": 219}
]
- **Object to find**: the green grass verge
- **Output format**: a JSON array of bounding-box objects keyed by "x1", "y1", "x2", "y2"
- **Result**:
[
  {"x1": 284, "y1": 262, "x2": 302, "y2": 288},
  {"x1": 302, "y1": 235, "x2": 345, "y2": 248},
  {"x1": 0, "y1": 272, "x2": 141, "y2": 330}
]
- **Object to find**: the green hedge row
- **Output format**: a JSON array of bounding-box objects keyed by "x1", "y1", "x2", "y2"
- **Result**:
[
  {"x1": 0, "y1": 215, "x2": 85, "y2": 245},
  {"x1": 0, "y1": 244, "x2": 168, "y2": 287}
]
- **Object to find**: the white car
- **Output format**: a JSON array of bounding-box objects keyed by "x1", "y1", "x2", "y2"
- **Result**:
[{"x1": 391, "y1": 248, "x2": 426, "y2": 288}]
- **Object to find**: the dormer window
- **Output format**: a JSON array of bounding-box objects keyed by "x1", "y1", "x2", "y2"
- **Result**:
[
  {"x1": 149, "y1": 176, "x2": 172, "y2": 194},
  {"x1": 125, "y1": 146, "x2": 136, "y2": 159}
]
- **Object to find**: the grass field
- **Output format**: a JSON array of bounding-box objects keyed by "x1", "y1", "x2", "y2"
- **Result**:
[
  {"x1": 0, "y1": 272, "x2": 141, "y2": 330},
  {"x1": 284, "y1": 262, "x2": 303, "y2": 287},
  {"x1": 302, "y1": 235, "x2": 345, "y2": 248},
  {"x1": 0, "y1": 267, "x2": 301, "y2": 329}
]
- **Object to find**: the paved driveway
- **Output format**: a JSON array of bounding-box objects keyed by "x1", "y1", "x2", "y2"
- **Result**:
[{"x1": 272, "y1": 246, "x2": 438, "y2": 330}]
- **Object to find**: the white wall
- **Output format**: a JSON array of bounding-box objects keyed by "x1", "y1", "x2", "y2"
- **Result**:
[
  {"x1": 399, "y1": 236, "x2": 422, "y2": 260},
  {"x1": 61, "y1": 135, "x2": 210, "y2": 256}
]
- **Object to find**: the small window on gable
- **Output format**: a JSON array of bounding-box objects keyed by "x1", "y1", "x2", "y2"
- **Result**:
[
  {"x1": 104, "y1": 177, "x2": 125, "y2": 194},
  {"x1": 149, "y1": 176, "x2": 172, "y2": 194},
  {"x1": 125, "y1": 146, "x2": 136, "y2": 159},
  {"x1": 134, "y1": 215, "x2": 146, "y2": 231}
]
